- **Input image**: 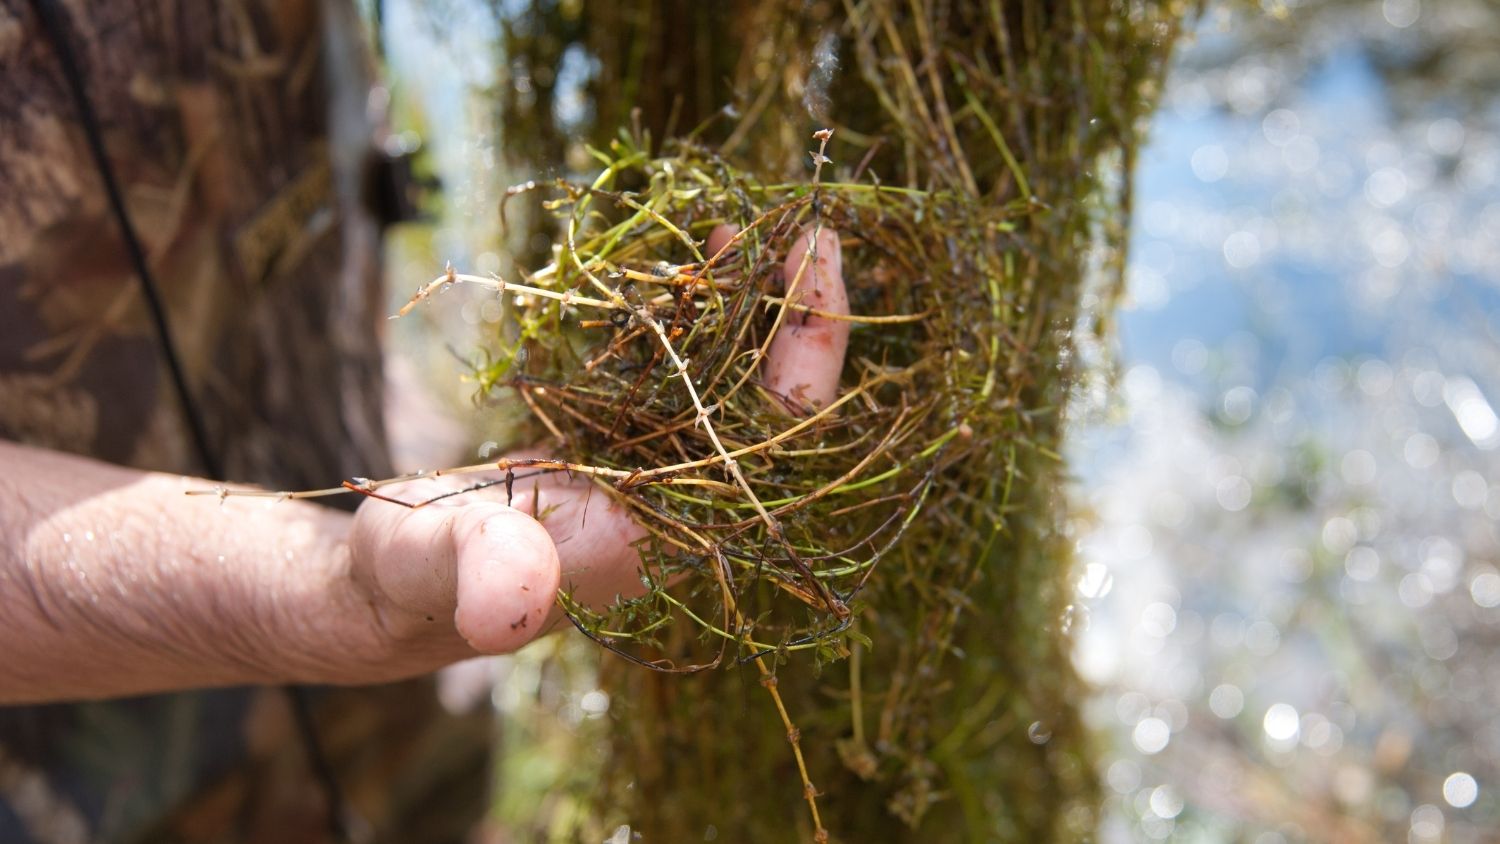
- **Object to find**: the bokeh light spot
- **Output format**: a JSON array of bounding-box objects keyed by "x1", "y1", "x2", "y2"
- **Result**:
[{"x1": 1442, "y1": 772, "x2": 1477, "y2": 809}]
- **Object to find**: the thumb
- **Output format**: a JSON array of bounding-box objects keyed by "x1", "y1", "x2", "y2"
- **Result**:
[{"x1": 352, "y1": 498, "x2": 561, "y2": 655}]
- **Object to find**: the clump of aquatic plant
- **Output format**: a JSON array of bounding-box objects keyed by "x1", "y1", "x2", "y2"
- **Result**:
[
  {"x1": 476, "y1": 1, "x2": 1189, "y2": 839},
  {"x1": 215, "y1": 0, "x2": 1189, "y2": 839}
]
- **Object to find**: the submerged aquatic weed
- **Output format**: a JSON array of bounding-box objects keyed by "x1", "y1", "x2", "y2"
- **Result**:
[
  {"x1": 209, "y1": 0, "x2": 1191, "y2": 839},
  {"x1": 481, "y1": 0, "x2": 1192, "y2": 839},
  {"x1": 480, "y1": 0, "x2": 1188, "y2": 833}
]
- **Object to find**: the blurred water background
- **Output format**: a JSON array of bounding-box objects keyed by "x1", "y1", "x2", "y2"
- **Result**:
[
  {"x1": 1074, "y1": 2, "x2": 1500, "y2": 841},
  {"x1": 372, "y1": 1, "x2": 1500, "y2": 839}
]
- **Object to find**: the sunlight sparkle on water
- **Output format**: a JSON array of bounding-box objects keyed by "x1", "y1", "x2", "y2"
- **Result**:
[
  {"x1": 1132, "y1": 717, "x2": 1171, "y2": 755},
  {"x1": 1262, "y1": 703, "x2": 1299, "y2": 742},
  {"x1": 1443, "y1": 772, "x2": 1478, "y2": 809}
]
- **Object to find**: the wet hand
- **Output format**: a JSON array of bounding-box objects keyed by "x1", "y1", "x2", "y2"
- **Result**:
[{"x1": 348, "y1": 227, "x2": 851, "y2": 660}]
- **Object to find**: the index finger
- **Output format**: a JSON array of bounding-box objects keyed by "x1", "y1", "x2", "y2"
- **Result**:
[{"x1": 707, "y1": 224, "x2": 850, "y2": 413}]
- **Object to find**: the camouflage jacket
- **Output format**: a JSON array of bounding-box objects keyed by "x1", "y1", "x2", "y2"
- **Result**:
[{"x1": 0, "y1": 2, "x2": 486, "y2": 841}]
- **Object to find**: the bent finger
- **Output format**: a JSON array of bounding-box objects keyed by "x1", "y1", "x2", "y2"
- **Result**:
[
  {"x1": 501, "y1": 469, "x2": 648, "y2": 611},
  {"x1": 764, "y1": 227, "x2": 849, "y2": 411},
  {"x1": 352, "y1": 498, "x2": 560, "y2": 654},
  {"x1": 706, "y1": 223, "x2": 738, "y2": 259}
]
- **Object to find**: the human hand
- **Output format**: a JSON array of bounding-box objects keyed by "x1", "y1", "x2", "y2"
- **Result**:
[
  {"x1": 346, "y1": 226, "x2": 851, "y2": 664},
  {"x1": 0, "y1": 227, "x2": 849, "y2": 701}
]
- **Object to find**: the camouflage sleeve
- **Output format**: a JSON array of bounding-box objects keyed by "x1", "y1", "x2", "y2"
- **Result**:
[{"x1": 0, "y1": 1, "x2": 484, "y2": 840}]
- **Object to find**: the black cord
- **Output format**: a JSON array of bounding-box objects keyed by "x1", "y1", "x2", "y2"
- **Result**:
[
  {"x1": 287, "y1": 684, "x2": 352, "y2": 841},
  {"x1": 27, "y1": 2, "x2": 350, "y2": 840},
  {"x1": 27, "y1": 0, "x2": 221, "y2": 482}
]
